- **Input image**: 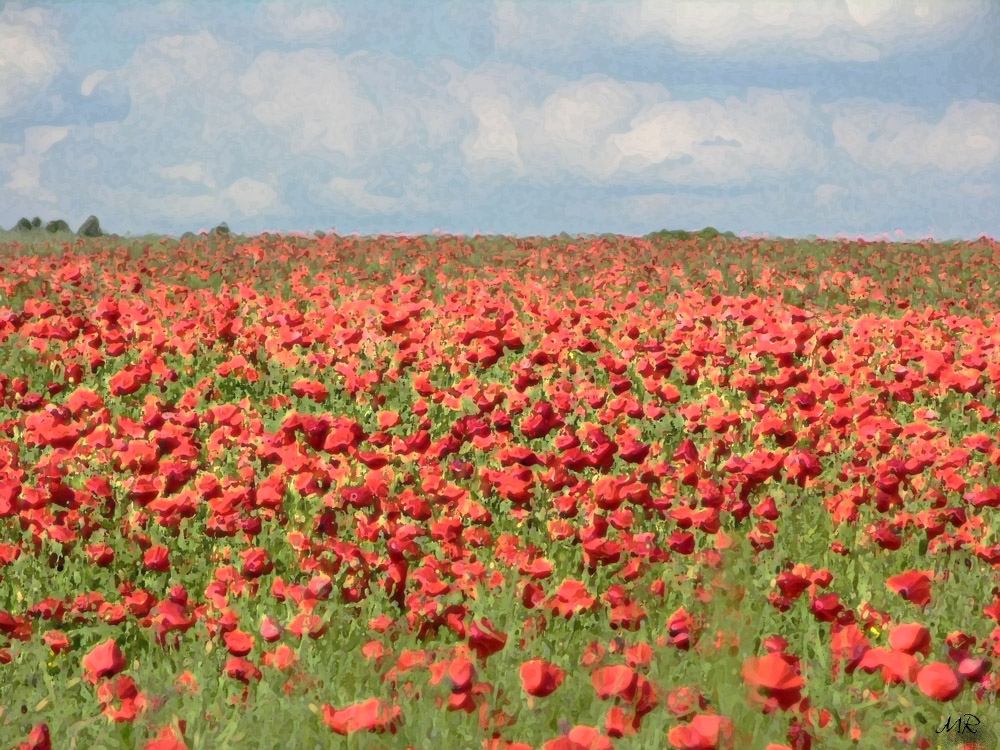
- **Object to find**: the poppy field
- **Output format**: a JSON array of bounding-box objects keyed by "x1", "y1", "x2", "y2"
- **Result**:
[{"x1": 2, "y1": 231, "x2": 1000, "y2": 749}]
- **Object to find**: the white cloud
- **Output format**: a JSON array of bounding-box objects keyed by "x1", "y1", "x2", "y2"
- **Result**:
[
  {"x1": 843, "y1": 0, "x2": 896, "y2": 27},
  {"x1": 0, "y1": 4, "x2": 65, "y2": 117},
  {"x1": 222, "y1": 177, "x2": 282, "y2": 217},
  {"x1": 492, "y1": 0, "x2": 989, "y2": 61},
  {"x1": 814, "y1": 183, "x2": 847, "y2": 207},
  {"x1": 319, "y1": 177, "x2": 411, "y2": 215},
  {"x1": 114, "y1": 30, "x2": 243, "y2": 105},
  {"x1": 80, "y1": 70, "x2": 108, "y2": 96},
  {"x1": 461, "y1": 95, "x2": 524, "y2": 175},
  {"x1": 152, "y1": 162, "x2": 217, "y2": 189},
  {"x1": 3, "y1": 125, "x2": 70, "y2": 202},
  {"x1": 239, "y1": 50, "x2": 379, "y2": 161},
  {"x1": 609, "y1": 89, "x2": 824, "y2": 184},
  {"x1": 449, "y1": 70, "x2": 825, "y2": 187},
  {"x1": 828, "y1": 99, "x2": 1000, "y2": 174},
  {"x1": 43, "y1": 32, "x2": 283, "y2": 226},
  {"x1": 92, "y1": 31, "x2": 255, "y2": 167},
  {"x1": 24, "y1": 125, "x2": 70, "y2": 155},
  {"x1": 90, "y1": 179, "x2": 287, "y2": 224},
  {"x1": 18, "y1": 30, "x2": 472, "y2": 224},
  {"x1": 254, "y1": 0, "x2": 344, "y2": 42},
  {"x1": 531, "y1": 77, "x2": 643, "y2": 180},
  {"x1": 146, "y1": 194, "x2": 225, "y2": 222}
]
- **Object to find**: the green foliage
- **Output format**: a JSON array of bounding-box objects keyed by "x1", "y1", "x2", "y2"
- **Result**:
[
  {"x1": 645, "y1": 227, "x2": 738, "y2": 243},
  {"x1": 45, "y1": 219, "x2": 70, "y2": 233},
  {"x1": 0, "y1": 231, "x2": 998, "y2": 748},
  {"x1": 77, "y1": 214, "x2": 103, "y2": 237}
]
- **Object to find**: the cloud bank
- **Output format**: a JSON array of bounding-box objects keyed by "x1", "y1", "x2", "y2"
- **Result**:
[{"x1": 0, "y1": 0, "x2": 996, "y2": 239}]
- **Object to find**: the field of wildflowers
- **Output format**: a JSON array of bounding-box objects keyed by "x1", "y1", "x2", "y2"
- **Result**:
[{"x1": 1, "y1": 231, "x2": 998, "y2": 748}]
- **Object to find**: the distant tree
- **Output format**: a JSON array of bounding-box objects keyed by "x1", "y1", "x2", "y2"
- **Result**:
[
  {"x1": 16, "y1": 217, "x2": 33, "y2": 231},
  {"x1": 214, "y1": 222, "x2": 230, "y2": 235},
  {"x1": 314, "y1": 230, "x2": 326, "y2": 238},
  {"x1": 45, "y1": 219, "x2": 70, "y2": 233},
  {"x1": 31, "y1": 216, "x2": 41, "y2": 228},
  {"x1": 77, "y1": 215, "x2": 102, "y2": 237},
  {"x1": 698, "y1": 227, "x2": 720, "y2": 239},
  {"x1": 645, "y1": 228, "x2": 694, "y2": 241}
]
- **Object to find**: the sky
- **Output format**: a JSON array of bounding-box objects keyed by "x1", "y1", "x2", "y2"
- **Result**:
[{"x1": 0, "y1": 0, "x2": 998, "y2": 239}]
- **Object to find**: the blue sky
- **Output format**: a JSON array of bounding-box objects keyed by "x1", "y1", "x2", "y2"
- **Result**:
[{"x1": 1, "y1": 0, "x2": 997, "y2": 239}]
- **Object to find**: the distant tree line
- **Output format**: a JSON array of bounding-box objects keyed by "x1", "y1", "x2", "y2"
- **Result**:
[
  {"x1": 179, "y1": 223, "x2": 232, "y2": 240},
  {"x1": 7, "y1": 215, "x2": 103, "y2": 236},
  {"x1": 644, "y1": 227, "x2": 738, "y2": 241}
]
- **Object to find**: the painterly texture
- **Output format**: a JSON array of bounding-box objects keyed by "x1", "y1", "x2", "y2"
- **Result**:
[
  {"x1": 1, "y1": 0, "x2": 998, "y2": 239},
  {"x1": 1, "y1": 232, "x2": 999, "y2": 748}
]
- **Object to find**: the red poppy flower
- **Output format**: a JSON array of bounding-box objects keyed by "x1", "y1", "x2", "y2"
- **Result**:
[
  {"x1": 742, "y1": 652, "x2": 804, "y2": 711},
  {"x1": 829, "y1": 623, "x2": 870, "y2": 677},
  {"x1": 666, "y1": 686, "x2": 708, "y2": 719},
  {"x1": 261, "y1": 644, "x2": 297, "y2": 671},
  {"x1": 143, "y1": 724, "x2": 187, "y2": 750},
  {"x1": 287, "y1": 612, "x2": 327, "y2": 639},
  {"x1": 545, "y1": 725, "x2": 614, "y2": 750},
  {"x1": 142, "y1": 545, "x2": 170, "y2": 572},
  {"x1": 290, "y1": 378, "x2": 328, "y2": 402},
  {"x1": 625, "y1": 642, "x2": 653, "y2": 668},
  {"x1": 484, "y1": 742, "x2": 532, "y2": 750},
  {"x1": 259, "y1": 615, "x2": 283, "y2": 642},
  {"x1": 958, "y1": 657, "x2": 989, "y2": 681},
  {"x1": 152, "y1": 599, "x2": 195, "y2": 640},
  {"x1": 916, "y1": 662, "x2": 964, "y2": 701},
  {"x1": 447, "y1": 656, "x2": 475, "y2": 692},
  {"x1": 885, "y1": 570, "x2": 933, "y2": 607},
  {"x1": 667, "y1": 713, "x2": 733, "y2": 750},
  {"x1": 239, "y1": 547, "x2": 273, "y2": 579},
  {"x1": 887, "y1": 623, "x2": 931, "y2": 655},
  {"x1": 520, "y1": 659, "x2": 566, "y2": 697},
  {"x1": 592, "y1": 664, "x2": 639, "y2": 701},
  {"x1": 742, "y1": 653, "x2": 803, "y2": 692},
  {"x1": 223, "y1": 656, "x2": 262, "y2": 684},
  {"x1": 856, "y1": 648, "x2": 919, "y2": 685},
  {"x1": 96, "y1": 674, "x2": 148, "y2": 722},
  {"x1": 109, "y1": 369, "x2": 141, "y2": 396},
  {"x1": 18, "y1": 723, "x2": 51, "y2": 750},
  {"x1": 223, "y1": 629, "x2": 254, "y2": 657},
  {"x1": 321, "y1": 698, "x2": 402, "y2": 735},
  {"x1": 468, "y1": 618, "x2": 508, "y2": 661},
  {"x1": 82, "y1": 638, "x2": 126, "y2": 683},
  {"x1": 809, "y1": 592, "x2": 844, "y2": 622},
  {"x1": 42, "y1": 630, "x2": 71, "y2": 655}
]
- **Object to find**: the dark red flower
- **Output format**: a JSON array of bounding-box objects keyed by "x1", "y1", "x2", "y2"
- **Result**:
[
  {"x1": 886, "y1": 570, "x2": 933, "y2": 607},
  {"x1": 520, "y1": 659, "x2": 565, "y2": 697}
]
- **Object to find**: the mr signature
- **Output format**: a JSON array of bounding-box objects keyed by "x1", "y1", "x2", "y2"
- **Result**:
[{"x1": 936, "y1": 713, "x2": 981, "y2": 735}]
